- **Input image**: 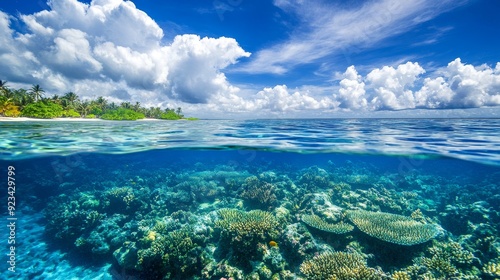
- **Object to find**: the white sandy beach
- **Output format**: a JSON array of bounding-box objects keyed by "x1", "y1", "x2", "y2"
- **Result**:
[
  {"x1": 0, "y1": 117, "x2": 163, "y2": 122},
  {"x1": 0, "y1": 117, "x2": 102, "y2": 122}
]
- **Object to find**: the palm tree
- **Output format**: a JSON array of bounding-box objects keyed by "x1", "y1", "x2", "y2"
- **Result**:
[
  {"x1": 146, "y1": 107, "x2": 160, "y2": 118},
  {"x1": 95, "y1": 96, "x2": 108, "y2": 109},
  {"x1": 13, "y1": 89, "x2": 32, "y2": 109},
  {"x1": 0, "y1": 96, "x2": 13, "y2": 113},
  {"x1": 0, "y1": 97, "x2": 16, "y2": 116},
  {"x1": 76, "y1": 101, "x2": 91, "y2": 118},
  {"x1": 51, "y1": 94, "x2": 62, "y2": 105},
  {"x1": 133, "y1": 101, "x2": 141, "y2": 112},
  {"x1": 63, "y1": 91, "x2": 78, "y2": 103},
  {"x1": 151, "y1": 107, "x2": 160, "y2": 118},
  {"x1": 2, "y1": 87, "x2": 15, "y2": 100},
  {"x1": 30, "y1": 84, "x2": 45, "y2": 102},
  {"x1": 176, "y1": 107, "x2": 183, "y2": 118},
  {"x1": 0, "y1": 80, "x2": 9, "y2": 96},
  {"x1": 120, "y1": 102, "x2": 132, "y2": 109},
  {"x1": 62, "y1": 92, "x2": 79, "y2": 109},
  {"x1": 0, "y1": 81, "x2": 15, "y2": 101},
  {"x1": 106, "y1": 102, "x2": 118, "y2": 111}
]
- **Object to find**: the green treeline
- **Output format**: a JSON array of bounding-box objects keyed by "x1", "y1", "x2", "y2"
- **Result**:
[{"x1": 0, "y1": 80, "x2": 198, "y2": 120}]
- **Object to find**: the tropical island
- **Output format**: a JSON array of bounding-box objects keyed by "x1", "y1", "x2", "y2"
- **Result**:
[{"x1": 0, "y1": 80, "x2": 197, "y2": 120}]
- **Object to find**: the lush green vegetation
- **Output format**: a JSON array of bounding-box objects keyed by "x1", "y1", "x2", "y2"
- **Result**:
[
  {"x1": 62, "y1": 109, "x2": 81, "y2": 118},
  {"x1": 101, "y1": 108, "x2": 145, "y2": 120},
  {"x1": 160, "y1": 110, "x2": 182, "y2": 120},
  {"x1": 22, "y1": 102, "x2": 64, "y2": 119},
  {"x1": 0, "y1": 80, "x2": 196, "y2": 120}
]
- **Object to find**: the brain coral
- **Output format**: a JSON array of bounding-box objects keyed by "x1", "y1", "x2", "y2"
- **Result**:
[
  {"x1": 301, "y1": 214, "x2": 354, "y2": 234},
  {"x1": 345, "y1": 210, "x2": 439, "y2": 246},
  {"x1": 300, "y1": 251, "x2": 383, "y2": 280}
]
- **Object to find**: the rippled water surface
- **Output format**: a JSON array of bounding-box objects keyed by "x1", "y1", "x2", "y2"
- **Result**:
[
  {"x1": 1, "y1": 119, "x2": 499, "y2": 165},
  {"x1": 1, "y1": 118, "x2": 500, "y2": 279}
]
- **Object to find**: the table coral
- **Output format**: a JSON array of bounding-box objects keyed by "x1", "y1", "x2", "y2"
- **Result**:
[
  {"x1": 301, "y1": 214, "x2": 354, "y2": 234},
  {"x1": 346, "y1": 210, "x2": 440, "y2": 245}
]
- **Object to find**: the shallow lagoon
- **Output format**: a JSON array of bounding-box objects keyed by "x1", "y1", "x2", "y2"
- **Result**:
[{"x1": 1, "y1": 119, "x2": 500, "y2": 279}]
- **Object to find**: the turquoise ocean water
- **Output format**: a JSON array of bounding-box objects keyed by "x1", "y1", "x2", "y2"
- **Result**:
[{"x1": 1, "y1": 119, "x2": 499, "y2": 279}]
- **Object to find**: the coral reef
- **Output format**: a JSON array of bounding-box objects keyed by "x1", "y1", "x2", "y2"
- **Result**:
[
  {"x1": 216, "y1": 208, "x2": 280, "y2": 266},
  {"x1": 102, "y1": 186, "x2": 146, "y2": 214},
  {"x1": 37, "y1": 153, "x2": 499, "y2": 280},
  {"x1": 239, "y1": 176, "x2": 277, "y2": 209},
  {"x1": 299, "y1": 251, "x2": 384, "y2": 280},
  {"x1": 281, "y1": 223, "x2": 318, "y2": 266},
  {"x1": 483, "y1": 259, "x2": 500, "y2": 278},
  {"x1": 346, "y1": 210, "x2": 440, "y2": 245},
  {"x1": 136, "y1": 226, "x2": 208, "y2": 279},
  {"x1": 396, "y1": 240, "x2": 480, "y2": 279},
  {"x1": 331, "y1": 186, "x2": 425, "y2": 215},
  {"x1": 216, "y1": 208, "x2": 279, "y2": 238},
  {"x1": 296, "y1": 166, "x2": 334, "y2": 191},
  {"x1": 45, "y1": 191, "x2": 105, "y2": 244},
  {"x1": 301, "y1": 214, "x2": 354, "y2": 234},
  {"x1": 391, "y1": 271, "x2": 410, "y2": 280}
]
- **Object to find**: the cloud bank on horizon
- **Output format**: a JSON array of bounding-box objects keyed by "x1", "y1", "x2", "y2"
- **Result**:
[{"x1": 0, "y1": 0, "x2": 499, "y2": 118}]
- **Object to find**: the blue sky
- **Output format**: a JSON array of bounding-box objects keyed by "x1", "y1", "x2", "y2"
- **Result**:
[{"x1": 0, "y1": 0, "x2": 499, "y2": 118}]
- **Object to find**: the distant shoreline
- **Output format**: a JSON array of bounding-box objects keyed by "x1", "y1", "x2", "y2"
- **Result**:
[{"x1": 0, "y1": 117, "x2": 165, "y2": 122}]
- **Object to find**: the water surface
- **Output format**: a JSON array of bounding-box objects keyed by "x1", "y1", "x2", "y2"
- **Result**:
[{"x1": 1, "y1": 119, "x2": 499, "y2": 279}]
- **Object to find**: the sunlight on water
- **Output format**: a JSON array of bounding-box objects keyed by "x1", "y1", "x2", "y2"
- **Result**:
[
  {"x1": 1, "y1": 119, "x2": 499, "y2": 279},
  {"x1": 1, "y1": 119, "x2": 499, "y2": 165}
]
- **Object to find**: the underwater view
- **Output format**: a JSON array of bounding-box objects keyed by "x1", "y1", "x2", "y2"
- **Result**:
[
  {"x1": 1, "y1": 118, "x2": 500, "y2": 280},
  {"x1": 2, "y1": 0, "x2": 500, "y2": 278}
]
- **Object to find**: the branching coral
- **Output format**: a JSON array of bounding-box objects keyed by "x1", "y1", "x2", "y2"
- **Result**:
[
  {"x1": 45, "y1": 192, "x2": 104, "y2": 243},
  {"x1": 216, "y1": 209, "x2": 280, "y2": 262},
  {"x1": 346, "y1": 210, "x2": 440, "y2": 245},
  {"x1": 239, "y1": 176, "x2": 277, "y2": 209},
  {"x1": 216, "y1": 208, "x2": 279, "y2": 238},
  {"x1": 483, "y1": 259, "x2": 500, "y2": 278},
  {"x1": 428, "y1": 241, "x2": 475, "y2": 265},
  {"x1": 301, "y1": 214, "x2": 353, "y2": 234},
  {"x1": 299, "y1": 251, "x2": 384, "y2": 280},
  {"x1": 297, "y1": 166, "x2": 333, "y2": 191},
  {"x1": 137, "y1": 227, "x2": 205, "y2": 279},
  {"x1": 391, "y1": 271, "x2": 410, "y2": 280},
  {"x1": 401, "y1": 240, "x2": 477, "y2": 279},
  {"x1": 420, "y1": 254, "x2": 458, "y2": 277},
  {"x1": 104, "y1": 186, "x2": 136, "y2": 209}
]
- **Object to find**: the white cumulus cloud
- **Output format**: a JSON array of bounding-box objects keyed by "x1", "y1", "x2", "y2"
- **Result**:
[
  {"x1": 444, "y1": 58, "x2": 500, "y2": 108},
  {"x1": 366, "y1": 62, "x2": 425, "y2": 110},
  {"x1": 253, "y1": 85, "x2": 332, "y2": 112},
  {"x1": 203, "y1": 85, "x2": 334, "y2": 117},
  {"x1": 0, "y1": 1, "x2": 498, "y2": 118},
  {"x1": 199, "y1": 59, "x2": 500, "y2": 117},
  {"x1": 165, "y1": 35, "x2": 250, "y2": 103},
  {"x1": 0, "y1": 0, "x2": 250, "y2": 104},
  {"x1": 332, "y1": 59, "x2": 500, "y2": 111},
  {"x1": 334, "y1": 66, "x2": 367, "y2": 110}
]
